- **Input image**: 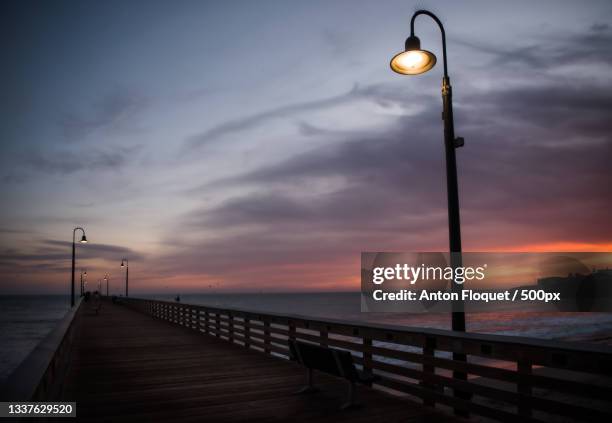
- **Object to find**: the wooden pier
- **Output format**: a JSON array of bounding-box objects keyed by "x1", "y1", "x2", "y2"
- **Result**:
[
  {"x1": 3, "y1": 297, "x2": 612, "y2": 422},
  {"x1": 63, "y1": 300, "x2": 454, "y2": 422}
]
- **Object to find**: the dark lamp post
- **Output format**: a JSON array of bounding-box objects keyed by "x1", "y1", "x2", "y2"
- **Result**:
[
  {"x1": 80, "y1": 269, "x2": 87, "y2": 296},
  {"x1": 390, "y1": 9, "x2": 468, "y2": 415},
  {"x1": 104, "y1": 274, "x2": 109, "y2": 297},
  {"x1": 71, "y1": 227, "x2": 87, "y2": 307},
  {"x1": 390, "y1": 9, "x2": 465, "y2": 331},
  {"x1": 121, "y1": 259, "x2": 129, "y2": 297}
]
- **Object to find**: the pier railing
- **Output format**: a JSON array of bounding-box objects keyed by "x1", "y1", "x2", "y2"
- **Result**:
[{"x1": 121, "y1": 297, "x2": 612, "y2": 423}]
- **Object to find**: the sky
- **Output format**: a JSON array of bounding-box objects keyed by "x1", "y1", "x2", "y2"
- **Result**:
[{"x1": 1, "y1": 0, "x2": 611, "y2": 295}]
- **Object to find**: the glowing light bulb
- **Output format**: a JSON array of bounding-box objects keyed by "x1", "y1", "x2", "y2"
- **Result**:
[{"x1": 390, "y1": 49, "x2": 436, "y2": 75}]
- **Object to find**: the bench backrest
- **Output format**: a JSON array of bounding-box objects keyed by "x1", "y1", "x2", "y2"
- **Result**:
[{"x1": 289, "y1": 340, "x2": 358, "y2": 381}]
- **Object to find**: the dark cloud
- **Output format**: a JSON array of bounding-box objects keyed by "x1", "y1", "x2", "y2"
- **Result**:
[
  {"x1": 296, "y1": 121, "x2": 337, "y2": 137},
  {"x1": 162, "y1": 39, "x2": 612, "y2": 279},
  {"x1": 21, "y1": 145, "x2": 141, "y2": 176},
  {"x1": 458, "y1": 22, "x2": 612, "y2": 70},
  {"x1": 40, "y1": 239, "x2": 144, "y2": 260},
  {"x1": 183, "y1": 83, "x2": 434, "y2": 151},
  {"x1": 183, "y1": 85, "x2": 359, "y2": 150},
  {"x1": 590, "y1": 23, "x2": 609, "y2": 32},
  {"x1": 59, "y1": 88, "x2": 149, "y2": 142},
  {"x1": 0, "y1": 227, "x2": 24, "y2": 234},
  {"x1": 0, "y1": 239, "x2": 144, "y2": 270},
  {"x1": 3, "y1": 5, "x2": 612, "y2": 293}
]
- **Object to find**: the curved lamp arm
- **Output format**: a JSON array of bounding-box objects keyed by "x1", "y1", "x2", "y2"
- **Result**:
[
  {"x1": 410, "y1": 10, "x2": 448, "y2": 78},
  {"x1": 73, "y1": 227, "x2": 86, "y2": 243}
]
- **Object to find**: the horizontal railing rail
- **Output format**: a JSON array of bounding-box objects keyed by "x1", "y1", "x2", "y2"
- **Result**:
[
  {"x1": 120, "y1": 297, "x2": 612, "y2": 423},
  {"x1": 1, "y1": 297, "x2": 83, "y2": 401}
]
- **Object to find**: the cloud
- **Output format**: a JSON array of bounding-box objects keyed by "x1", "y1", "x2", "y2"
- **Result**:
[
  {"x1": 160, "y1": 45, "x2": 612, "y2": 282},
  {"x1": 0, "y1": 239, "x2": 144, "y2": 270},
  {"x1": 182, "y1": 83, "x2": 432, "y2": 151},
  {"x1": 40, "y1": 239, "x2": 144, "y2": 260},
  {"x1": 183, "y1": 85, "x2": 360, "y2": 150},
  {"x1": 21, "y1": 145, "x2": 141, "y2": 176},
  {"x1": 458, "y1": 22, "x2": 612, "y2": 70},
  {"x1": 3, "y1": 13, "x2": 612, "y2": 293},
  {"x1": 0, "y1": 228, "x2": 24, "y2": 234},
  {"x1": 59, "y1": 87, "x2": 149, "y2": 142}
]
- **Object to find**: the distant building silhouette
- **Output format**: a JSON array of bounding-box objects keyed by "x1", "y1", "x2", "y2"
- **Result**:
[{"x1": 537, "y1": 268, "x2": 612, "y2": 311}]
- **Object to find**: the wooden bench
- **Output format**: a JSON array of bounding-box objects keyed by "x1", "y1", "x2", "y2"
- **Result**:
[{"x1": 289, "y1": 340, "x2": 378, "y2": 409}]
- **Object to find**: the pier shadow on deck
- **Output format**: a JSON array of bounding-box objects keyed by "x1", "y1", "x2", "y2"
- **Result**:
[{"x1": 61, "y1": 300, "x2": 460, "y2": 422}]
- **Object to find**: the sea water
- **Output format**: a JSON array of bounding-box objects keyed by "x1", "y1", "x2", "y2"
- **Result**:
[{"x1": 0, "y1": 295, "x2": 70, "y2": 381}]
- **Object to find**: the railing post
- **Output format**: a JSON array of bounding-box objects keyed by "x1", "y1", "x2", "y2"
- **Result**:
[
  {"x1": 320, "y1": 326, "x2": 329, "y2": 347},
  {"x1": 289, "y1": 320, "x2": 296, "y2": 341},
  {"x1": 423, "y1": 336, "x2": 436, "y2": 407},
  {"x1": 363, "y1": 336, "x2": 373, "y2": 376},
  {"x1": 264, "y1": 321, "x2": 271, "y2": 354},
  {"x1": 228, "y1": 313, "x2": 234, "y2": 343},
  {"x1": 204, "y1": 311, "x2": 209, "y2": 334},
  {"x1": 518, "y1": 358, "x2": 532, "y2": 418},
  {"x1": 244, "y1": 317, "x2": 251, "y2": 348},
  {"x1": 215, "y1": 312, "x2": 221, "y2": 338}
]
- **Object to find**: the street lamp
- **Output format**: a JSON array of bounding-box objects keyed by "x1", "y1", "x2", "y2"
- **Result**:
[
  {"x1": 104, "y1": 274, "x2": 109, "y2": 297},
  {"x1": 71, "y1": 227, "x2": 87, "y2": 307},
  {"x1": 120, "y1": 259, "x2": 129, "y2": 297},
  {"x1": 390, "y1": 10, "x2": 469, "y2": 414},
  {"x1": 80, "y1": 269, "x2": 87, "y2": 296},
  {"x1": 390, "y1": 9, "x2": 465, "y2": 332}
]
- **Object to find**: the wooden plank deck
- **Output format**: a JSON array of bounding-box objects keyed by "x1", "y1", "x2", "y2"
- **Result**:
[{"x1": 61, "y1": 300, "x2": 462, "y2": 422}]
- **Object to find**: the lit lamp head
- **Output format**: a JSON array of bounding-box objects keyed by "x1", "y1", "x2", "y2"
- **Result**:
[
  {"x1": 80, "y1": 234, "x2": 88, "y2": 244},
  {"x1": 121, "y1": 260, "x2": 125, "y2": 268},
  {"x1": 390, "y1": 35, "x2": 436, "y2": 75}
]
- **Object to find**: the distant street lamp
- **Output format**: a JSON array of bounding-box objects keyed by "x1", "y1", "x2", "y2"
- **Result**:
[
  {"x1": 80, "y1": 269, "x2": 87, "y2": 296},
  {"x1": 71, "y1": 227, "x2": 87, "y2": 307},
  {"x1": 390, "y1": 10, "x2": 465, "y2": 332},
  {"x1": 104, "y1": 273, "x2": 109, "y2": 296},
  {"x1": 120, "y1": 259, "x2": 129, "y2": 297}
]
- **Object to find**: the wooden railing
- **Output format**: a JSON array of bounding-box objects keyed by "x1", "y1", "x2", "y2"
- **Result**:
[
  {"x1": 121, "y1": 297, "x2": 612, "y2": 423},
  {"x1": 1, "y1": 298, "x2": 83, "y2": 401}
]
